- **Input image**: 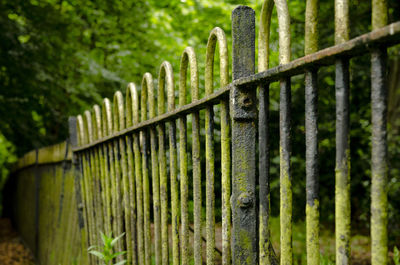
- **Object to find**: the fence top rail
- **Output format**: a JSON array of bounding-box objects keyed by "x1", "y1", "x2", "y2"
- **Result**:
[
  {"x1": 13, "y1": 141, "x2": 71, "y2": 171},
  {"x1": 72, "y1": 20, "x2": 400, "y2": 153},
  {"x1": 73, "y1": 84, "x2": 230, "y2": 152},
  {"x1": 234, "y1": 21, "x2": 400, "y2": 86}
]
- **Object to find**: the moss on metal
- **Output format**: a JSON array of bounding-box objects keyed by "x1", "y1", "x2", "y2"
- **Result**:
[
  {"x1": 280, "y1": 160, "x2": 292, "y2": 265},
  {"x1": 306, "y1": 200, "x2": 320, "y2": 265},
  {"x1": 335, "y1": 162, "x2": 351, "y2": 265}
]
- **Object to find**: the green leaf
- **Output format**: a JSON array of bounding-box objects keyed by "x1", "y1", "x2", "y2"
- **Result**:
[
  {"x1": 113, "y1": 260, "x2": 127, "y2": 265},
  {"x1": 394, "y1": 246, "x2": 400, "y2": 265},
  {"x1": 111, "y1": 251, "x2": 126, "y2": 259},
  {"x1": 89, "y1": 250, "x2": 105, "y2": 260},
  {"x1": 100, "y1": 231, "x2": 108, "y2": 245},
  {"x1": 88, "y1": 245, "x2": 98, "y2": 251},
  {"x1": 110, "y1": 232, "x2": 125, "y2": 247}
]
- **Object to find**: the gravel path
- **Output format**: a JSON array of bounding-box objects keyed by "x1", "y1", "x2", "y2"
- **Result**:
[{"x1": 0, "y1": 219, "x2": 35, "y2": 265}]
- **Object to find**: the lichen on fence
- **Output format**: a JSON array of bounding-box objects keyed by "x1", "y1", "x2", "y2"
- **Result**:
[{"x1": 9, "y1": 0, "x2": 398, "y2": 264}]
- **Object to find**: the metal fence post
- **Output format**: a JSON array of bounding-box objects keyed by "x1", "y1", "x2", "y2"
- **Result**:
[
  {"x1": 68, "y1": 116, "x2": 88, "y2": 263},
  {"x1": 230, "y1": 6, "x2": 257, "y2": 265}
]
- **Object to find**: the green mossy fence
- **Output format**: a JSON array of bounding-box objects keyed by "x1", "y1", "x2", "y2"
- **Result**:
[
  {"x1": 8, "y1": 1, "x2": 399, "y2": 265},
  {"x1": 10, "y1": 142, "x2": 87, "y2": 264}
]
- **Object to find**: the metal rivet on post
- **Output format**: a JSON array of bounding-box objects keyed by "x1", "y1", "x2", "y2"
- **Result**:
[{"x1": 231, "y1": 6, "x2": 257, "y2": 265}]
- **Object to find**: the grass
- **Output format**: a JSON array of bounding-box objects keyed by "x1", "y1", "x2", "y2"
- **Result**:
[{"x1": 268, "y1": 216, "x2": 372, "y2": 265}]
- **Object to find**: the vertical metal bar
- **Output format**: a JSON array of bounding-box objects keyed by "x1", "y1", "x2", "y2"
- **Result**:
[
  {"x1": 205, "y1": 93, "x2": 215, "y2": 265},
  {"x1": 335, "y1": 58, "x2": 351, "y2": 265},
  {"x1": 179, "y1": 49, "x2": 196, "y2": 265},
  {"x1": 371, "y1": 48, "x2": 388, "y2": 265},
  {"x1": 145, "y1": 74, "x2": 161, "y2": 265},
  {"x1": 371, "y1": 2, "x2": 388, "y2": 264},
  {"x1": 335, "y1": 1, "x2": 350, "y2": 263},
  {"x1": 162, "y1": 61, "x2": 180, "y2": 265},
  {"x1": 86, "y1": 112, "x2": 102, "y2": 265},
  {"x1": 87, "y1": 111, "x2": 103, "y2": 252},
  {"x1": 103, "y1": 98, "x2": 121, "y2": 258},
  {"x1": 305, "y1": 70, "x2": 319, "y2": 265},
  {"x1": 279, "y1": 77, "x2": 292, "y2": 265},
  {"x1": 305, "y1": 1, "x2": 320, "y2": 265},
  {"x1": 193, "y1": 27, "x2": 231, "y2": 265},
  {"x1": 157, "y1": 67, "x2": 169, "y2": 265},
  {"x1": 130, "y1": 87, "x2": 145, "y2": 265},
  {"x1": 92, "y1": 146, "x2": 102, "y2": 246},
  {"x1": 220, "y1": 46, "x2": 231, "y2": 265},
  {"x1": 231, "y1": 6, "x2": 257, "y2": 265},
  {"x1": 102, "y1": 99, "x2": 114, "y2": 238},
  {"x1": 126, "y1": 83, "x2": 138, "y2": 265},
  {"x1": 78, "y1": 115, "x2": 95, "y2": 264},
  {"x1": 75, "y1": 116, "x2": 90, "y2": 264},
  {"x1": 140, "y1": 76, "x2": 151, "y2": 265},
  {"x1": 83, "y1": 113, "x2": 97, "y2": 263},
  {"x1": 179, "y1": 47, "x2": 202, "y2": 265},
  {"x1": 258, "y1": 2, "x2": 292, "y2": 264},
  {"x1": 258, "y1": 2, "x2": 274, "y2": 264},
  {"x1": 93, "y1": 105, "x2": 106, "y2": 237},
  {"x1": 111, "y1": 96, "x2": 125, "y2": 259},
  {"x1": 134, "y1": 130, "x2": 144, "y2": 265},
  {"x1": 258, "y1": 80, "x2": 274, "y2": 265},
  {"x1": 125, "y1": 133, "x2": 137, "y2": 265},
  {"x1": 114, "y1": 91, "x2": 133, "y2": 265},
  {"x1": 205, "y1": 34, "x2": 215, "y2": 265},
  {"x1": 205, "y1": 26, "x2": 230, "y2": 265}
]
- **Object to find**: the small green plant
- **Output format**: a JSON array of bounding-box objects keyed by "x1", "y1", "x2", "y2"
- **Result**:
[
  {"x1": 394, "y1": 246, "x2": 400, "y2": 265},
  {"x1": 88, "y1": 232, "x2": 127, "y2": 265}
]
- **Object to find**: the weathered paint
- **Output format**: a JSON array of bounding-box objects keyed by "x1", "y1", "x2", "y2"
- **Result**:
[
  {"x1": 165, "y1": 61, "x2": 180, "y2": 265},
  {"x1": 130, "y1": 85, "x2": 145, "y2": 265},
  {"x1": 179, "y1": 47, "x2": 198, "y2": 265},
  {"x1": 92, "y1": 105, "x2": 106, "y2": 238},
  {"x1": 206, "y1": 26, "x2": 231, "y2": 265},
  {"x1": 231, "y1": 6, "x2": 257, "y2": 265},
  {"x1": 306, "y1": 200, "x2": 320, "y2": 264},
  {"x1": 140, "y1": 73, "x2": 152, "y2": 265},
  {"x1": 335, "y1": 1, "x2": 351, "y2": 264},
  {"x1": 372, "y1": 0, "x2": 388, "y2": 31},
  {"x1": 144, "y1": 72, "x2": 162, "y2": 265},
  {"x1": 258, "y1": 1, "x2": 291, "y2": 264},
  {"x1": 305, "y1": 70, "x2": 320, "y2": 265},
  {"x1": 371, "y1": 47, "x2": 388, "y2": 265},
  {"x1": 13, "y1": 3, "x2": 400, "y2": 265},
  {"x1": 304, "y1": 2, "x2": 320, "y2": 261},
  {"x1": 180, "y1": 47, "x2": 202, "y2": 265},
  {"x1": 205, "y1": 26, "x2": 230, "y2": 265},
  {"x1": 81, "y1": 114, "x2": 97, "y2": 265},
  {"x1": 126, "y1": 83, "x2": 138, "y2": 265},
  {"x1": 157, "y1": 63, "x2": 169, "y2": 265},
  {"x1": 335, "y1": 58, "x2": 351, "y2": 265},
  {"x1": 101, "y1": 98, "x2": 114, "y2": 238},
  {"x1": 371, "y1": 2, "x2": 388, "y2": 265},
  {"x1": 111, "y1": 92, "x2": 125, "y2": 261}
]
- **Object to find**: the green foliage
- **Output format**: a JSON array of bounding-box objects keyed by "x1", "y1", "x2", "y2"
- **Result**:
[
  {"x1": 319, "y1": 254, "x2": 335, "y2": 265},
  {"x1": 0, "y1": 132, "x2": 16, "y2": 215},
  {"x1": 88, "y1": 232, "x2": 126, "y2": 265},
  {"x1": 394, "y1": 246, "x2": 400, "y2": 265},
  {"x1": 1, "y1": 0, "x2": 400, "y2": 248}
]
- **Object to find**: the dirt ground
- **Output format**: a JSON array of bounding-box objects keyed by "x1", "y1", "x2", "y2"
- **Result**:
[{"x1": 0, "y1": 218, "x2": 35, "y2": 265}]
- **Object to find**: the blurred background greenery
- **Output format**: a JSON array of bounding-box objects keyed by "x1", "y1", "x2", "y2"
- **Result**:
[{"x1": 0, "y1": 0, "x2": 399, "y2": 262}]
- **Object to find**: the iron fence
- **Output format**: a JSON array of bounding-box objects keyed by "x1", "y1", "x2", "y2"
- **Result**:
[{"x1": 11, "y1": 0, "x2": 400, "y2": 264}]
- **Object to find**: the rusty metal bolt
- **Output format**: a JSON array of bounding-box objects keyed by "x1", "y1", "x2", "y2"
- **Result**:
[
  {"x1": 240, "y1": 94, "x2": 252, "y2": 109},
  {"x1": 238, "y1": 192, "x2": 253, "y2": 208}
]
